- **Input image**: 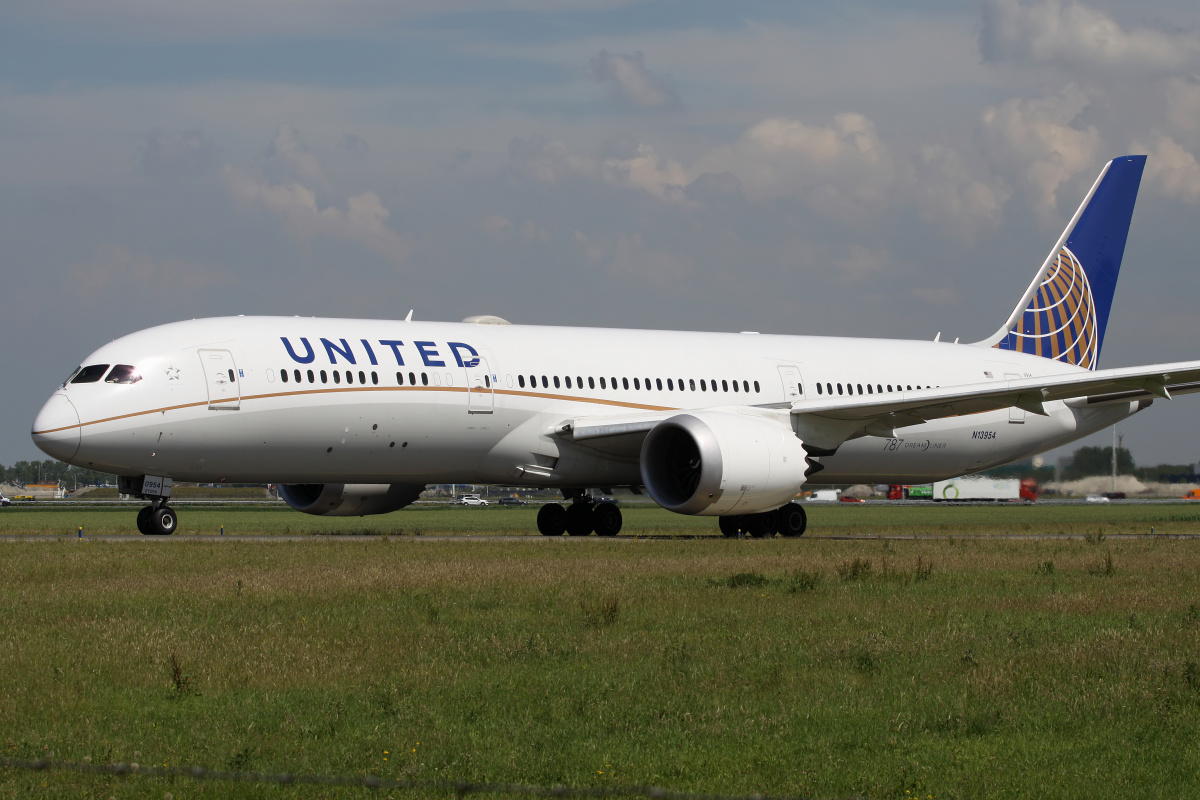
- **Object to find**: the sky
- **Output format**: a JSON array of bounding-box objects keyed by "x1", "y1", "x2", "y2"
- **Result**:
[{"x1": 4, "y1": 0, "x2": 1200, "y2": 470}]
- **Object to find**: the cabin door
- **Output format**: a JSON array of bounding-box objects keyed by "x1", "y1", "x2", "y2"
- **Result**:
[
  {"x1": 198, "y1": 349, "x2": 241, "y2": 410},
  {"x1": 465, "y1": 356, "x2": 494, "y2": 414}
]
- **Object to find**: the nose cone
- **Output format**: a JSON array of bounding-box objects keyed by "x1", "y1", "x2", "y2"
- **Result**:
[{"x1": 32, "y1": 394, "x2": 81, "y2": 462}]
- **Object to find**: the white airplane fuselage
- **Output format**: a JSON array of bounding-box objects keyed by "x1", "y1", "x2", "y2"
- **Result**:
[{"x1": 32, "y1": 315, "x2": 1140, "y2": 489}]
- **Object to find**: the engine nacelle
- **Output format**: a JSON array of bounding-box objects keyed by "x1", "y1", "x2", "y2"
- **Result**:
[
  {"x1": 278, "y1": 483, "x2": 425, "y2": 516},
  {"x1": 640, "y1": 411, "x2": 808, "y2": 516}
]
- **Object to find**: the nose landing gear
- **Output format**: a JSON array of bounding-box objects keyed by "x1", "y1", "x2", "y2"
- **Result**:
[{"x1": 136, "y1": 501, "x2": 178, "y2": 535}]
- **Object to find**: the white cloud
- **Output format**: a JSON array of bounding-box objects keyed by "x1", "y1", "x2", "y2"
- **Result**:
[
  {"x1": 601, "y1": 143, "x2": 689, "y2": 204},
  {"x1": 587, "y1": 51, "x2": 678, "y2": 109},
  {"x1": 1134, "y1": 135, "x2": 1200, "y2": 202},
  {"x1": 979, "y1": 87, "x2": 1101, "y2": 219},
  {"x1": 689, "y1": 113, "x2": 893, "y2": 214},
  {"x1": 507, "y1": 135, "x2": 596, "y2": 184},
  {"x1": 222, "y1": 165, "x2": 409, "y2": 265},
  {"x1": 834, "y1": 244, "x2": 891, "y2": 282},
  {"x1": 1166, "y1": 77, "x2": 1200, "y2": 133},
  {"x1": 267, "y1": 124, "x2": 323, "y2": 184},
  {"x1": 64, "y1": 243, "x2": 236, "y2": 303},
  {"x1": 980, "y1": 0, "x2": 1200, "y2": 74},
  {"x1": 141, "y1": 129, "x2": 215, "y2": 178},
  {"x1": 908, "y1": 145, "x2": 1011, "y2": 240}
]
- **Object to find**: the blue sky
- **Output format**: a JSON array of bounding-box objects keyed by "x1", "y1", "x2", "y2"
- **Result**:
[{"x1": 4, "y1": 0, "x2": 1200, "y2": 469}]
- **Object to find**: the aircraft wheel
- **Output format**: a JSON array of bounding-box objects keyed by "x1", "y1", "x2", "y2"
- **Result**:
[
  {"x1": 151, "y1": 506, "x2": 178, "y2": 535},
  {"x1": 750, "y1": 510, "x2": 777, "y2": 538},
  {"x1": 565, "y1": 502, "x2": 594, "y2": 536},
  {"x1": 776, "y1": 502, "x2": 807, "y2": 537},
  {"x1": 593, "y1": 502, "x2": 622, "y2": 537},
  {"x1": 136, "y1": 506, "x2": 154, "y2": 535},
  {"x1": 718, "y1": 515, "x2": 743, "y2": 537},
  {"x1": 537, "y1": 503, "x2": 567, "y2": 536}
]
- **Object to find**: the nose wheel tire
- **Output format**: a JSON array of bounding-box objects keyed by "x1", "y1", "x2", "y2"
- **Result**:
[
  {"x1": 537, "y1": 503, "x2": 567, "y2": 536},
  {"x1": 138, "y1": 504, "x2": 177, "y2": 535}
]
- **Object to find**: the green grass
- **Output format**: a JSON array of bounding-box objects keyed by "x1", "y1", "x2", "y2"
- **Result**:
[
  {"x1": 3, "y1": 500, "x2": 1200, "y2": 537},
  {"x1": 3, "y1": 508, "x2": 1200, "y2": 798}
]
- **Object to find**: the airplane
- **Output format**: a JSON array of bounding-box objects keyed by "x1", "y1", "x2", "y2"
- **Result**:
[{"x1": 30, "y1": 155, "x2": 1200, "y2": 537}]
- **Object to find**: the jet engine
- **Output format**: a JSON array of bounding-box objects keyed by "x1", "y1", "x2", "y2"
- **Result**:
[
  {"x1": 640, "y1": 411, "x2": 808, "y2": 516},
  {"x1": 278, "y1": 483, "x2": 425, "y2": 516}
]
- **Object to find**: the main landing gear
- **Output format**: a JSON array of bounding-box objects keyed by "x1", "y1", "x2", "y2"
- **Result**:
[
  {"x1": 537, "y1": 492, "x2": 623, "y2": 537},
  {"x1": 136, "y1": 501, "x2": 178, "y2": 535},
  {"x1": 718, "y1": 501, "x2": 807, "y2": 538}
]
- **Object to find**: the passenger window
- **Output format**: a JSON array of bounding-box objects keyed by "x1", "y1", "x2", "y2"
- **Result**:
[
  {"x1": 887, "y1": 384, "x2": 892, "y2": 392},
  {"x1": 589, "y1": 377, "x2": 595, "y2": 389},
  {"x1": 907, "y1": 385, "x2": 912, "y2": 391},
  {"x1": 837, "y1": 383, "x2": 843, "y2": 395},
  {"x1": 294, "y1": 369, "x2": 301, "y2": 383},
  {"x1": 743, "y1": 380, "x2": 750, "y2": 393},
  {"x1": 634, "y1": 378, "x2": 640, "y2": 390},
  {"x1": 754, "y1": 380, "x2": 760, "y2": 393},
  {"x1": 409, "y1": 372, "x2": 416, "y2": 385},
  {"x1": 280, "y1": 369, "x2": 289, "y2": 384},
  {"x1": 397, "y1": 372, "x2": 405, "y2": 385},
  {"x1": 656, "y1": 378, "x2": 662, "y2": 390},
  {"x1": 817, "y1": 383, "x2": 822, "y2": 395},
  {"x1": 542, "y1": 376, "x2": 549, "y2": 389},
  {"x1": 621, "y1": 377, "x2": 628, "y2": 390},
  {"x1": 421, "y1": 373, "x2": 429, "y2": 386},
  {"x1": 228, "y1": 369, "x2": 235, "y2": 383},
  {"x1": 359, "y1": 371, "x2": 366, "y2": 384},
  {"x1": 600, "y1": 377, "x2": 607, "y2": 389},
  {"x1": 867, "y1": 385, "x2": 872, "y2": 394},
  {"x1": 518, "y1": 375, "x2": 525, "y2": 388},
  {"x1": 721, "y1": 380, "x2": 728, "y2": 392},
  {"x1": 700, "y1": 379, "x2": 706, "y2": 392},
  {"x1": 307, "y1": 370, "x2": 315, "y2": 383},
  {"x1": 553, "y1": 376, "x2": 561, "y2": 389},
  {"x1": 667, "y1": 378, "x2": 674, "y2": 391},
  {"x1": 857, "y1": 384, "x2": 863, "y2": 394},
  {"x1": 577, "y1": 376, "x2": 583, "y2": 388},
  {"x1": 565, "y1": 376, "x2": 572, "y2": 389},
  {"x1": 333, "y1": 371, "x2": 341, "y2": 384},
  {"x1": 105, "y1": 365, "x2": 142, "y2": 384},
  {"x1": 689, "y1": 379, "x2": 696, "y2": 391},
  {"x1": 372, "y1": 372, "x2": 378, "y2": 385},
  {"x1": 346, "y1": 371, "x2": 354, "y2": 384}
]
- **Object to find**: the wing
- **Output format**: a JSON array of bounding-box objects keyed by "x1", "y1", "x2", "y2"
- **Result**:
[
  {"x1": 788, "y1": 359, "x2": 1200, "y2": 449},
  {"x1": 555, "y1": 360, "x2": 1200, "y2": 456}
]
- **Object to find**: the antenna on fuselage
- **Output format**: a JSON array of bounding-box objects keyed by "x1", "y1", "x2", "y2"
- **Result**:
[{"x1": 404, "y1": 310, "x2": 413, "y2": 322}]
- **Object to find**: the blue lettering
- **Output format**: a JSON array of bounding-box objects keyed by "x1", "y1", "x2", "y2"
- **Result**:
[
  {"x1": 320, "y1": 338, "x2": 356, "y2": 365},
  {"x1": 415, "y1": 341, "x2": 445, "y2": 367},
  {"x1": 360, "y1": 339, "x2": 378, "y2": 366},
  {"x1": 379, "y1": 340, "x2": 406, "y2": 366},
  {"x1": 448, "y1": 342, "x2": 481, "y2": 368},
  {"x1": 281, "y1": 337, "x2": 315, "y2": 364}
]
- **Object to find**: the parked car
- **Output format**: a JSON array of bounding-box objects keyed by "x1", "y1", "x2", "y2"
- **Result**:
[
  {"x1": 497, "y1": 497, "x2": 527, "y2": 506},
  {"x1": 457, "y1": 494, "x2": 489, "y2": 506}
]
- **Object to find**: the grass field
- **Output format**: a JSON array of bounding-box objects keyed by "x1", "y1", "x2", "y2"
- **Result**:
[{"x1": 3, "y1": 505, "x2": 1200, "y2": 798}]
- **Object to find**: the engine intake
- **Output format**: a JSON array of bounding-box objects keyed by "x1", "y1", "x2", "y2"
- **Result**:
[
  {"x1": 278, "y1": 483, "x2": 425, "y2": 516},
  {"x1": 640, "y1": 412, "x2": 808, "y2": 516}
]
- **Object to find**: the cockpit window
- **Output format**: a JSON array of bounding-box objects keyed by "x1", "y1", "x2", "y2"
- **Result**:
[
  {"x1": 71, "y1": 364, "x2": 110, "y2": 384},
  {"x1": 105, "y1": 364, "x2": 142, "y2": 384},
  {"x1": 62, "y1": 366, "x2": 82, "y2": 387}
]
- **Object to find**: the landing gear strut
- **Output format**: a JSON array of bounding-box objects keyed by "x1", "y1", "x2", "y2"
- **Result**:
[
  {"x1": 537, "y1": 493, "x2": 623, "y2": 537},
  {"x1": 136, "y1": 500, "x2": 177, "y2": 535},
  {"x1": 718, "y1": 501, "x2": 806, "y2": 538}
]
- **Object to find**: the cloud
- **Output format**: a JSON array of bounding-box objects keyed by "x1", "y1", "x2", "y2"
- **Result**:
[
  {"x1": 600, "y1": 143, "x2": 689, "y2": 203},
  {"x1": 978, "y1": 86, "x2": 1101, "y2": 219},
  {"x1": 64, "y1": 243, "x2": 236, "y2": 303},
  {"x1": 141, "y1": 129, "x2": 215, "y2": 179},
  {"x1": 337, "y1": 133, "x2": 369, "y2": 157},
  {"x1": 980, "y1": 0, "x2": 1200, "y2": 74},
  {"x1": 1166, "y1": 77, "x2": 1200, "y2": 133},
  {"x1": 908, "y1": 145, "x2": 1011, "y2": 240},
  {"x1": 1134, "y1": 135, "x2": 1200, "y2": 202},
  {"x1": 507, "y1": 135, "x2": 596, "y2": 184},
  {"x1": 689, "y1": 113, "x2": 893, "y2": 214},
  {"x1": 588, "y1": 50, "x2": 679, "y2": 109},
  {"x1": 834, "y1": 244, "x2": 891, "y2": 282},
  {"x1": 266, "y1": 124, "x2": 323, "y2": 184},
  {"x1": 222, "y1": 165, "x2": 410, "y2": 265}
]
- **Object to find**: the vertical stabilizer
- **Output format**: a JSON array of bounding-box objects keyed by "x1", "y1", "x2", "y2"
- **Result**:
[{"x1": 976, "y1": 155, "x2": 1146, "y2": 370}]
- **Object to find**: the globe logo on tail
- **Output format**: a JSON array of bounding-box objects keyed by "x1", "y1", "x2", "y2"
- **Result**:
[{"x1": 997, "y1": 246, "x2": 1098, "y2": 369}]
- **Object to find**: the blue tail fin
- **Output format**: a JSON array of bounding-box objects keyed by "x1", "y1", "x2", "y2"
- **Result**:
[{"x1": 980, "y1": 155, "x2": 1146, "y2": 370}]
